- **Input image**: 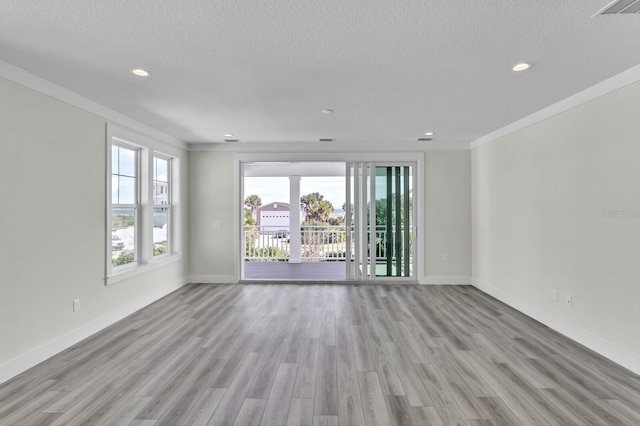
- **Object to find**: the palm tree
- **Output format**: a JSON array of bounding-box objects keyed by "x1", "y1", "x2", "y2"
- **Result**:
[
  {"x1": 244, "y1": 194, "x2": 262, "y2": 220},
  {"x1": 300, "y1": 192, "x2": 334, "y2": 223}
]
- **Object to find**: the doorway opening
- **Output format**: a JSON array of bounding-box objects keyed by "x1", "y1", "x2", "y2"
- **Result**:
[
  {"x1": 347, "y1": 163, "x2": 414, "y2": 280},
  {"x1": 243, "y1": 162, "x2": 347, "y2": 280},
  {"x1": 240, "y1": 161, "x2": 416, "y2": 282}
]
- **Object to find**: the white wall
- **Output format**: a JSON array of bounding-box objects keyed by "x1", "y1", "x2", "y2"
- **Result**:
[
  {"x1": 188, "y1": 151, "x2": 237, "y2": 282},
  {"x1": 188, "y1": 150, "x2": 472, "y2": 283},
  {"x1": 472, "y1": 80, "x2": 640, "y2": 373},
  {"x1": 424, "y1": 150, "x2": 471, "y2": 282},
  {"x1": 0, "y1": 77, "x2": 189, "y2": 382}
]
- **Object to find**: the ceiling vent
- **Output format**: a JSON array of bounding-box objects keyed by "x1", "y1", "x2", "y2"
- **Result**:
[
  {"x1": 224, "y1": 139, "x2": 239, "y2": 143},
  {"x1": 417, "y1": 137, "x2": 433, "y2": 141},
  {"x1": 319, "y1": 138, "x2": 335, "y2": 142},
  {"x1": 596, "y1": 0, "x2": 640, "y2": 14}
]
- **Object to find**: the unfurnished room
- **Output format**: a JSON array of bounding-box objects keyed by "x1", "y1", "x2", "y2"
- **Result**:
[{"x1": 1, "y1": 1, "x2": 640, "y2": 424}]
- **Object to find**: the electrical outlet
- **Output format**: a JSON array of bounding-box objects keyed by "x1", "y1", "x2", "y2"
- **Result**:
[
  {"x1": 566, "y1": 295, "x2": 572, "y2": 308},
  {"x1": 553, "y1": 290, "x2": 558, "y2": 301},
  {"x1": 442, "y1": 254, "x2": 448, "y2": 262},
  {"x1": 73, "y1": 299, "x2": 80, "y2": 312}
]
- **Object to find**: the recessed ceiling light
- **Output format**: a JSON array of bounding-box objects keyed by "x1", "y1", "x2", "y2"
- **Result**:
[
  {"x1": 512, "y1": 63, "x2": 531, "y2": 72},
  {"x1": 131, "y1": 68, "x2": 150, "y2": 77},
  {"x1": 424, "y1": 132, "x2": 435, "y2": 136},
  {"x1": 321, "y1": 109, "x2": 333, "y2": 114},
  {"x1": 224, "y1": 133, "x2": 234, "y2": 137}
]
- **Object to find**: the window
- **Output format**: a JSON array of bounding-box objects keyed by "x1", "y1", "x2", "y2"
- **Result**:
[
  {"x1": 153, "y1": 155, "x2": 170, "y2": 256},
  {"x1": 111, "y1": 145, "x2": 138, "y2": 267},
  {"x1": 106, "y1": 125, "x2": 181, "y2": 284}
]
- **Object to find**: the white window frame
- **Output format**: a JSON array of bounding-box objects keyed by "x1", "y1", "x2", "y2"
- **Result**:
[
  {"x1": 110, "y1": 142, "x2": 140, "y2": 271},
  {"x1": 152, "y1": 153, "x2": 172, "y2": 258},
  {"x1": 106, "y1": 124, "x2": 182, "y2": 285}
]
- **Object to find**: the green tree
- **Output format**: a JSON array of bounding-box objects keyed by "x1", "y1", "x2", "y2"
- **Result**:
[
  {"x1": 244, "y1": 208, "x2": 256, "y2": 226},
  {"x1": 328, "y1": 216, "x2": 344, "y2": 226},
  {"x1": 244, "y1": 194, "x2": 262, "y2": 220},
  {"x1": 300, "y1": 192, "x2": 334, "y2": 223},
  {"x1": 374, "y1": 196, "x2": 412, "y2": 227}
]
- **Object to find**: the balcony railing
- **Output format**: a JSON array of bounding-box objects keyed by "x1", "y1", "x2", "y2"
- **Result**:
[
  {"x1": 244, "y1": 225, "x2": 345, "y2": 262},
  {"x1": 244, "y1": 225, "x2": 404, "y2": 262}
]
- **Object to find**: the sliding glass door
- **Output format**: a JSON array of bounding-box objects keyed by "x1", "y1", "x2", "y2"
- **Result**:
[{"x1": 346, "y1": 163, "x2": 415, "y2": 281}]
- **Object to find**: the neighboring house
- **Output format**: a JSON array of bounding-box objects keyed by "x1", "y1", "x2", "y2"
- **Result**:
[
  {"x1": 256, "y1": 202, "x2": 290, "y2": 233},
  {"x1": 153, "y1": 178, "x2": 169, "y2": 229}
]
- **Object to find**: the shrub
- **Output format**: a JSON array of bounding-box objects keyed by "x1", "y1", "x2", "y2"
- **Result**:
[
  {"x1": 247, "y1": 247, "x2": 289, "y2": 262},
  {"x1": 154, "y1": 244, "x2": 168, "y2": 256},
  {"x1": 113, "y1": 250, "x2": 134, "y2": 267}
]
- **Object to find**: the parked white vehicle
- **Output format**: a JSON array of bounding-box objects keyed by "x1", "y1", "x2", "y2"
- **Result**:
[{"x1": 112, "y1": 235, "x2": 125, "y2": 251}]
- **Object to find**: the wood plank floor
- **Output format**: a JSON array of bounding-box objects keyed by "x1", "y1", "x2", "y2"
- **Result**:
[
  {"x1": 244, "y1": 262, "x2": 346, "y2": 280},
  {"x1": 1, "y1": 284, "x2": 639, "y2": 425}
]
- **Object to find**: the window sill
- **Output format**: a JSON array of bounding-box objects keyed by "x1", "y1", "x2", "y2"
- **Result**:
[{"x1": 106, "y1": 254, "x2": 183, "y2": 286}]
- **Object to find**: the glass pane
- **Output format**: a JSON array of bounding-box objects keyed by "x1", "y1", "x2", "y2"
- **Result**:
[
  {"x1": 112, "y1": 145, "x2": 119, "y2": 174},
  {"x1": 119, "y1": 146, "x2": 136, "y2": 177},
  {"x1": 118, "y1": 176, "x2": 136, "y2": 204},
  {"x1": 154, "y1": 157, "x2": 169, "y2": 205},
  {"x1": 373, "y1": 166, "x2": 413, "y2": 277},
  {"x1": 153, "y1": 207, "x2": 169, "y2": 256},
  {"x1": 155, "y1": 157, "x2": 168, "y2": 182},
  {"x1": 112, "y1": 208, "x2": 135, "y2": 267},
  {"x1": 154, "y1": 181, "x2": 169, "y2": 205},
  {"x1": 374, "y1": 167, "x2": 391, "y2": 276}
]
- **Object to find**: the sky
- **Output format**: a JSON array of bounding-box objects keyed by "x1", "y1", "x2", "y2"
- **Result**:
[{"x1": 245, "y1": 176, "x2": 346, "y2": 209}]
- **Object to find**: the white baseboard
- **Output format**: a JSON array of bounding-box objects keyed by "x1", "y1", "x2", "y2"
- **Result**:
[
  {"x1": 471, "y1": 278, "x2": 640, "y2": 376},
  {"x1": 420, "y1": 276, "x2": 472, "y2": 285},
  {"x1": 0, "y1": 277, "x2": 189, "y2": 385},
  {"x1": 187, "y1": 275, "x2": 238, "y2": 284}
]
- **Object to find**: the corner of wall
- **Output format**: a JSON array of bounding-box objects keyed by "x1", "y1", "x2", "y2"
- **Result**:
[
  {"x1": 0, "y1": 276, "x2": 189, "y2": 385},
  {"x1": 471, "y1": 277, "x2": 640, "y2": 376}
]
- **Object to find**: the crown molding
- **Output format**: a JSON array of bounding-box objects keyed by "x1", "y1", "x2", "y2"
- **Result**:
[
  {"x1": 187, "y1": 139, "x2": 471, "y2": 152},
  {"x1": 471, "y1": 64, "x2": 640, "y2": 149},
  {"x1": 0, "y1": 60, "x2": 187, "y2": 151}
]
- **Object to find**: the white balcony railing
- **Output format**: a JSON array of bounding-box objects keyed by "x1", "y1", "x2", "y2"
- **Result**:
[
  {"x1": 244, "y1": 225, "x2": 404, "y2": 262},
  {"x1": 245, "y1": 225, "x2": 346, "y2": 262}
]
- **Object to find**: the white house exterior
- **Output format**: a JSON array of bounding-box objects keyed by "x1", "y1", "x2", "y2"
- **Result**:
[{"x1": 256, "y1": 202, "x2": 290, "y2": 233}]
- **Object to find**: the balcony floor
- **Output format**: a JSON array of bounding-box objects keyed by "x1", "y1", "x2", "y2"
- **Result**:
[{"x1": 243, "y1": 261, "x2": 346, "y2": 281}]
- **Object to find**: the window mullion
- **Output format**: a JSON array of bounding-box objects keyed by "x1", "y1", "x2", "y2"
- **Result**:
[
  {"x1": 138, "y1": 147, "x2": 152, "y2": 264},
  {"x1": 152, "y1": 153, "x2": 171, "y2": 257}
]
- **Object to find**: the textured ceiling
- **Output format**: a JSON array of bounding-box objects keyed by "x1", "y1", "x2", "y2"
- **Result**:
[{"x1": 1, "y1": 0, "x2": 639, "y2": 149}]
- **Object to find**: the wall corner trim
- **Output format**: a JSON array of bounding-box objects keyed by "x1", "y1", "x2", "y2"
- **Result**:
[
  {"x1": 471, "y1": 277, "x2": 640, "y2": 375},
  {"x1": 0, "y1": 277, "x2": 189, "y2": 385},
  {"x1": 470, "y1": 64, "x2": 640, "y2": 149}
]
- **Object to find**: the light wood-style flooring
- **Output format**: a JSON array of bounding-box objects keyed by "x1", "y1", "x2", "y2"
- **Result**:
[
  {"x1": 243, "y1": 262, "x2": 346, "y2": 281},
  {"x1": 1, "y1": 284, "x2": 639, "y2": 425}
]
